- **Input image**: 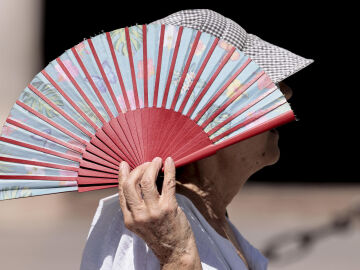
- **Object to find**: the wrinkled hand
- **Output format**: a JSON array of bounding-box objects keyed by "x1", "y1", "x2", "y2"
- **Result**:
[{"x1": 118, "y1": 157, "x2": 202, "y2": 269}]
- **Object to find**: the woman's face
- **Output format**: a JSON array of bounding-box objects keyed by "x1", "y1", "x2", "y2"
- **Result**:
[{"x1": 211, "y1": 81, "x2": 293, "y2": 180}]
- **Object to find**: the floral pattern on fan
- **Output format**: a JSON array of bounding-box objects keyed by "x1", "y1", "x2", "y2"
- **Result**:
[
  {"x1": 111, "y1": 25, "x2": 143, "y2": 56},
  {"x1": 55, "y1": 59, "x2": 79, "y2": 82},
  {"x1": 0, "y1": 186, "x2": 32, "y2": 200},
  {"x1": 21, "y1": 80, "x2": 64, "y2": 118},
  {"x1": 137, "y1": 59, "x2": 155, "y2": 80}
]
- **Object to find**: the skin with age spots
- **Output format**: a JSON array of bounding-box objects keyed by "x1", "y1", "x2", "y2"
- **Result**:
[{"x1": 118, "y1": 82, "x2": 293, "y2": 269}]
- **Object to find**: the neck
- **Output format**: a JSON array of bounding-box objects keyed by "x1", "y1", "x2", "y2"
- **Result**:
[
  {"x1": 175, "y1": 161, "x2": 249, "y2": 233},
  {"x1": 176, "y1": 181, "x2": 228, "y2": 225}
]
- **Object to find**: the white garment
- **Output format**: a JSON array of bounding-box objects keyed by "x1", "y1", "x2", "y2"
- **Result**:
[{"x1": 80, "y1": 193, "x2": 268, "y2": 270}]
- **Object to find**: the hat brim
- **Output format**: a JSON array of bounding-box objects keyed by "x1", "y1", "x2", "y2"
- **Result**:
[{"x1": 243, "y1": 33, "x2": 314, "y2": 83}]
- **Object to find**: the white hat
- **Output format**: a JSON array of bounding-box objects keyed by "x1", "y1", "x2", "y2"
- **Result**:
[{"x1": 153, "y1": 9, "x2": 314, "y2": 83}]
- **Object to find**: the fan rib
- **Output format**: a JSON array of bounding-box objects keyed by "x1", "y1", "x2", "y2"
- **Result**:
[
  {"x1": 84, "y1": 140, "x2": 119, "y2": 165},
  {"x1": 72, "y1": 46, "x2": 114, "y2": 119},
  {"x1": 142, "y1": 25, "x2": 149, "y2": 162},
  {"x1": 211, "y1": 100, "x2": 288, "y2": 142},
  {"x1": 170, "y1": 31, "x2": 201, "y2": 110},
  {"x1": 41, "y1": 70, "x2": 98, "y2": 130},
  {"x1": 56, "y1": 58, "x2": 106, "y2": 124},
  {"x1": 116, "y1": 115, "x2": 141, "y2": 165},
  {"x1": 125, "y1": 27, "x2": 140, "y2": 109},
  {"x1": 194, "y1": 58, "x2": 251, "y2": 123},
  {"x1": 79, "y1": 159, "x2": 118, "y2": 174},
  {"x1": 78, "y1": 168, "x2": 117, "y2": 178},
  {"x1": 87, "y1": 39, "x2": 122, "y2": 114},
  {"x1": 77, "y1": 177, "x2": 118, "y2": 185},
  {"x1": 0, "y1": 157, "x2": 78, "y2": 172},
  {"x1": 101, "y1": 122, "x2": 137, "y2": 167},
  {"x1": 207, "y1": 85, "x2": 277, "y2": 136},
  {"x1": 78, "y1": 184, "x2": 117, "y2": 192},
  {"x1": 167, "y1": 118, "x2": 212, "y2": 159},
  {"x1": 105, "y1": 32, "x2": 131, "y2": 111},
  {"x1": 124, "y1": 111, "x2": 143, "y2": 163},
  {"x1": 153, "y1": 24, "x2": 165, "y2": 107},
  {"x1": 89, "y1": 135, "x2": 121, "y2": 162},
  {"x1": 6, "y1": 119, "x2": 83, "y2": 153},
  {"x1": 178, "y1": 38, "x2": 219, "y2": 113},
  {"x1": 27, "y1": 84, "x2": 93, "y2": 138},
  {"x1": 162, "y1": 26, "x2": 183, "y2": 108},
  {"x1": 125, "y1": 27, "x2": 145, "y2": 163},
  {"x1": 171, "y1": 128, "x2": 212, "y2": 160},
  {"x1": 15, "y1": 101, "x2": 121, "y2": 168},
  {"x1": 0, "y1": 137, "x2": 80, "y2": 162},
  {"x1": 0, "y1": 175, "x2": 77, "y2": 181},
  {"x1": 142, "y1": 25, "x2": 148, "y2": 107},
  {"x1": 157, "y1": 114, "x2": 189, "y2": 158},
  {"x1": 82, "y1": 151, "x2": 118, "y2": 169},
  {"x1": 109, "y1": 120, "x2": 140, "y2": 166},
  {"x1": 200, "y1": 71, "x2": 265, "y2": 129},
  {"x1": 186, "y1": 47, "x2": 236, "y2": 118},
  {"x1": 15, "y1": 101, "x2": 87, "y2": 145}
]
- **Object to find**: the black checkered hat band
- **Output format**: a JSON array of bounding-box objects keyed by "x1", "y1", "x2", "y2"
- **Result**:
[{"x1": 152, "y1": 9, "x2": 314, "y2": 84}]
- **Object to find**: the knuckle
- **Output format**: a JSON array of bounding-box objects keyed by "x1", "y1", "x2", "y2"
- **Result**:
[
  {"x1": 124, "y1": 219, "x2": 134, "y2": 230},
  {"x1": 148, "y1": 209, "x2": 162, "y2": 221},
  {"x1": 162, "y1": 204, "x2": 177, "y2": 216},
  {"x1": 140, "y1": 177, "x2": 153, "y2": 188},
  {"x1": 121, "y1": 180, "x2": 131, "y2": 191},
  {"x1": 166, "y1": 178, "x2": 176, "y2": 189},
  {"x1": 133, "y1": 214, "x2": 149, "y2": 225}
]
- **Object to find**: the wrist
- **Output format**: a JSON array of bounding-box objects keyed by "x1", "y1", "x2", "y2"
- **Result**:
[
  {"x1": 160, "y1": 236, "x2": 201, "y2": 269},
  {"x1": 161, "y1": 252, "x2": 201, "y2": 270}
]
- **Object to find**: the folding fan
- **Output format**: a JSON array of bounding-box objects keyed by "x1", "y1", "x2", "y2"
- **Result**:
[{"x1": 0, "y1": 24, "x2": 295, "y2": 200}]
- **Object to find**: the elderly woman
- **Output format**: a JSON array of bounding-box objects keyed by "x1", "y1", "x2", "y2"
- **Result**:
[{"x1": 80, "y1": 10, "x2": 313, "y2": 270}]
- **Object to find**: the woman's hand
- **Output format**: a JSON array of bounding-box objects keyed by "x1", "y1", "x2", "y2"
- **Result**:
[{"x1": 118, "y1": 157, "x2": 202, "y2": 269}]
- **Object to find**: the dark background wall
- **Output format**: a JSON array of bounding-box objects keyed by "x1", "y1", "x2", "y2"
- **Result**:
[{"x1": 43, "y1": 2, "x2": 357, "y2": 182}]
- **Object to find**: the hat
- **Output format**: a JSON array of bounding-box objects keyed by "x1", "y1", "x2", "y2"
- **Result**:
[{"x1": 152, "y1": 9, "x2": 314, "y2": 84}]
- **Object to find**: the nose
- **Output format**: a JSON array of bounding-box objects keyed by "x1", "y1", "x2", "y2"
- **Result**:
[{"x1": 278, "y1": 81, "x2": 293, "y2": 101}]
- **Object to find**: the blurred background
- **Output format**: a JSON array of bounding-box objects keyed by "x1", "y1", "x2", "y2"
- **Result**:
[{"x1": 0, "y1": 1, "x2": 358, "y2": 269}]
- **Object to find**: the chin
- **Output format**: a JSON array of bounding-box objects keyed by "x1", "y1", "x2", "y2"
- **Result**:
[
  {"x1": 267, "y1": 146, "x2": 280, "y2": 166},
  {"x1": 264, "y1": 132, "x2": 281, "y2": 166}
]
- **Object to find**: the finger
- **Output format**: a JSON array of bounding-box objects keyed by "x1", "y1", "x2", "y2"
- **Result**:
[
  {"x1": 122, "y1": 162, "x2": 150, "y2": 211},
  {"x1": 118, "y1": 161, "x2": 132, "y2": 219},
  {"x1": 161, "y1": 157, "x2": 177, "y2": 204},
  {"x1": 140, "y1": 157, "x2": 162, "y2": 207}
]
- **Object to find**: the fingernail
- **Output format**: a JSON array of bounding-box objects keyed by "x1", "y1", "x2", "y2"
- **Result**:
[
  {"x1": 165, "y1": 157, "x2": 173, "y2": 166},
  {"x1": 152, "y1": 157, "x2": 162, "y2": 164}
]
